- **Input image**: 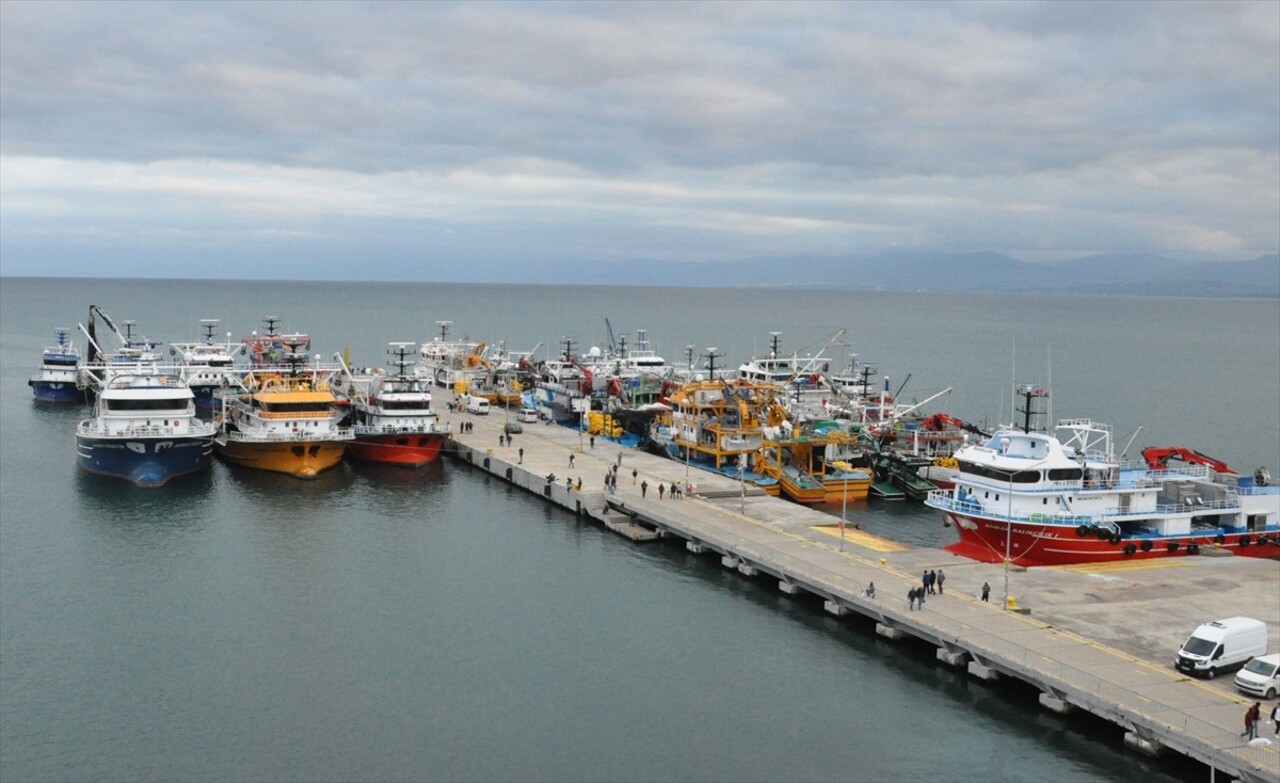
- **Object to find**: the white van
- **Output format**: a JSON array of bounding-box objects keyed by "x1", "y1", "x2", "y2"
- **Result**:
[
  {"x1": 517, "y1": 407, "x2": 539, "y2": 423},
  {"x1": 1235, "y1": 653, "x2": 1280, "y2": 699},
  {"x1": 464, "y1": 395, "x2": 490, "y2": 415},
  {"x1": 1174, "y1": 617, "x2": 1268, "y2": 679}
]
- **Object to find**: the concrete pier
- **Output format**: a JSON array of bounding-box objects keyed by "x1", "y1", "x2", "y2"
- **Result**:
[{"x1": 441, "y1": 394, "x2": 1280, "y2": 783}]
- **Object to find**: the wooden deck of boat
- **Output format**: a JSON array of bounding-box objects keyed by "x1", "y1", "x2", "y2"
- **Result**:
[{"x1": 438, "y1": 393, "x2": 1280, "y2": 783}]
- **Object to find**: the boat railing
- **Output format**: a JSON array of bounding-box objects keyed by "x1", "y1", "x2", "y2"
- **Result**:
[
  {"x1": 220, "y1": 427, "x2": 354, "y2": 443},
  {"x1": 354, "y1": 424, "x2": 450, "y2": 436},
  {"x1": 77, "y1": 420, "x2": 216, "y2": 438},
  {"x1": 929, "y1": 489, "x2": 1243, "y2": 527}
]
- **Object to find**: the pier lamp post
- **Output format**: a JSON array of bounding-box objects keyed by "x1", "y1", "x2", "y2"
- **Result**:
[
  {"x1": 1004, "y1": 454, "x2": 1050, "y2": 610},
  {"x1": 840, "y1": 472, "x2": 848, "y2": 552}
]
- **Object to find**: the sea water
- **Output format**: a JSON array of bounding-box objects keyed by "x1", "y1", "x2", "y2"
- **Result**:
[{"x1": 3, "y1": 276, "x2": 1276, "y2": 782}]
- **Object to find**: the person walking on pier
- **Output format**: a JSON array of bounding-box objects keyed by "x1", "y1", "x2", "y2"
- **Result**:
[
  {"x1": 936, "y1": 569, "x2": 945, "y2": 594},
  {"x1": 907, "y1": 586, "x2": 917, "y2": 610},
  {"x1": 658, "y1": 483, "x2": 665, "y2": 500},
  {"x1": 590, "y1": 435, "x2": 595, "y2": 449},
  {"x1": 641, "y1": 480, "x2": 648, "y2": 498},
  {"x1": 1243, "y1": 702, "x2": 1261, "y2": 740},
  {"x1": 922, "y1": 571, "x2": 930, "y2": 596},
  {"x1": 569, "y1": 453, "x2": 575, "y2": 468},
  {"x1": 518, "y1": 448, "x2": 524, "y2": 464},
  {"x1": 632, "y1": 468, "x2": 638, "y2": 484},
  {"x1": 1271, "y1": 703, "x2": 1279, "y2": 737},
  {"x1": 981, "y1": 582, "x2": 990, "y2": 602}
]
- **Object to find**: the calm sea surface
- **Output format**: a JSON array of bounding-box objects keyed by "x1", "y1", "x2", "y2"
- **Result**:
[{"x1": 3, "y1": 277, "x2": 1277, "y2": 782}]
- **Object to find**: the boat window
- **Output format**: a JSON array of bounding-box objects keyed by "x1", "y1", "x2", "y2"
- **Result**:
[
  {"x1": 106, "y1": 399, "x2": 185, "y2": 411},
  {"x1": 958, "y1": 460, "x2": 1042, "y2": 483},
  {"x1": 1048, "y1": 468, "x2": 1084, "y2": 481},
  {"x1": 46, "y1": 357, "x2": 78, "y2": 367},
  {"x1": 261, "y1": 402, "x2": 329, "y2": 414}
]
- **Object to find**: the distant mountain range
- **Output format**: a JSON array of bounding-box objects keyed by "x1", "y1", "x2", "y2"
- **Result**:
[{"x1": 559, "y1": 251, "x2": 1280, "y2": 298}]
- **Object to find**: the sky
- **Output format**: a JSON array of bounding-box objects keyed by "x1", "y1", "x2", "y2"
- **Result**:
[{"x1": 1, "y1": 0, "x2": 1277, "y2": 281}]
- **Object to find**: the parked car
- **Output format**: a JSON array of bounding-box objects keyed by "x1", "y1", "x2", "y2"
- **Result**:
[
  {"x1": 1235, "y1": 653, "x2": 1280, "y2": 699},
  {"x1": 504, "y1": 421, "x2": 523, "y2": 435}
]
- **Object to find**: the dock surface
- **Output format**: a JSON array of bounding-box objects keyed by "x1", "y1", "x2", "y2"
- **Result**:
[{"x1": 440, "y1": 394, "x2": 1280, "y2": 783}]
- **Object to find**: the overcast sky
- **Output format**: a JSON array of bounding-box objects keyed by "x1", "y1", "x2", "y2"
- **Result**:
[{"x1": 1, "y1": 1, "x2": 1277, "y2": 281}]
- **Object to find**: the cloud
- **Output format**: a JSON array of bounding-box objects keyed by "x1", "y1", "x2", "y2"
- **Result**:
[{"x1": 1, "y1": 1, "x2": 1276, "y2": 278}]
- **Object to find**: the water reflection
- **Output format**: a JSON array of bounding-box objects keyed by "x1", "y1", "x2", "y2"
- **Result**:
[{"x1": 75, "y1": 464, "x2": 215, "y2": 524}]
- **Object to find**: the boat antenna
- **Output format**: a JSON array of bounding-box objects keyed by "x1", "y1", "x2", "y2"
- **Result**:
[
  {"x1": 769, "y1": 332, "x2": 781, "y2": 359},
  {"x1": 685, "y1": 345, "x2": 696, "y2": 371},
  {"x1": 703, "y1": 347, "x2": 722, "y2": 378},
  {"x1": 1119, "y1": 426, "x2": 1143, "y2": 460},
  {"x1": 893, "y1": 373, "x2": 911, "y2": 400},
  {"x1": 1046, "y1": 343, "x2": 1053, "y2": 426}
]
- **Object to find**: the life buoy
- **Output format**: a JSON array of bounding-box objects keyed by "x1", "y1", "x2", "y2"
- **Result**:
[
  {"x1": 1110, "y1": 531, "x2": 1122, "y2": 546},
  {"x1": 1076, "y1": 524, "x2": 1089, "y2": 538},
  {"x1": 1167, "y1": 541, "x2": 1180, "y2": 552},
  {"x1": 1188, "y1": 543, "x2": 1200, "y2": 554},
  {"x1": 1214, "y1": 533, "x2": 1226, "y2": 545},
  {"x1": 1140, "y1": 540, "x2": 1153, "y2": 552},
  {"x1": 1239, "y1": 535, "x2": 1251, "y2": 547},
  {"x1": 1123, "y1": 543, "x2": 1137, "y2": 556}
]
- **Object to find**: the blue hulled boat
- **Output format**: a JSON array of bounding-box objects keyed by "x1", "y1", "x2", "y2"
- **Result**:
[
  {"x1": 75, "y1": 368, "x2": 215, "y2": 487},
  {"x1": 28, "y1": 328, "x2": 84, "y2": 403}
]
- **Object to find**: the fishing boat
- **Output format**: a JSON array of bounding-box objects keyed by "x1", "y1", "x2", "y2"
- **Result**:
[
  {"x1": 531, "y1": 337, "x2": 592, "y2": 425},
  {"x1": 787, "y1": 421, "x2": 873, "y2": 502},
  {"x1": 416, "y1": 320, "x2": 488, "y2": 389},
  {"x1": 337, "y1": 343, "x2": 450, "y2": 468},
  {"x1": 214, "y1": 337, "x2": 352, "y2": 478},
  {"x1": 242, "y1": 316, "x2": 310, "y2": 369},
  {"x1": 75, "y1": 367, "x2": 214, "y2": 487},
  {"x1": 650, "y1": 377, "x2": 783, "y2": 495},
  {"x1": 28, "y1": 328, "x2": 84, "y2": 402},
  {"x1": 170, "y1": 319, "x2": 244, "y2": 418},
  {"x1": 737, "y1": 331, "x2": 843, "y2": 423},
  {"x1": 925, "y1": 385, "x2": 1280, "y2": 566}
]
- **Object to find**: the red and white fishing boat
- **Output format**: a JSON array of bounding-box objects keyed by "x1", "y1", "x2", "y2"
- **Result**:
[
  {"x1": 925, "y1": 385, "x2": 1279, "y2": 566},
  {"x1": 339, "y1": 343, "x2": 450, "y2": 468}
]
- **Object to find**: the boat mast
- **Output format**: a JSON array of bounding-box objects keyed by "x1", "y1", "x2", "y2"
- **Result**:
[{"x1": 1014, "y1": 383, "x2": 1047, "y2": 434}]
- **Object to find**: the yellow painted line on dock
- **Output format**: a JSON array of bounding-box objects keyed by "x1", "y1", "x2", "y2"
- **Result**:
[
  {"x1": 812, "y1": 524, "x2": 909, "y2": 552},
  {"x1": 1056, "y1": 559, "x2": 1194, "y2": 574}
]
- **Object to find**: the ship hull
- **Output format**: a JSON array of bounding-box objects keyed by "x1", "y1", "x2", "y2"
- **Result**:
[
  {"x1": 214, "y1": 438, "x2": 346, "y2": 478},
  {"x1": 780, "y1": 477, "x2": 826, "y2": 505},
  {"x1": 821, "y1": 476, "x2": 871, "y2": 503},
  {"x1": 76, "y1": 433, "x2": 212, "y2": 487},
  {"x1": 941, "y1": 511, "x2": 1280, "y2": 566},
  {"x1": 346, "y1": 432, "x2": 446, "y2": 468},
  {"x1": 30, "y1": 380, "x2": 85, "y2": 403}
]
